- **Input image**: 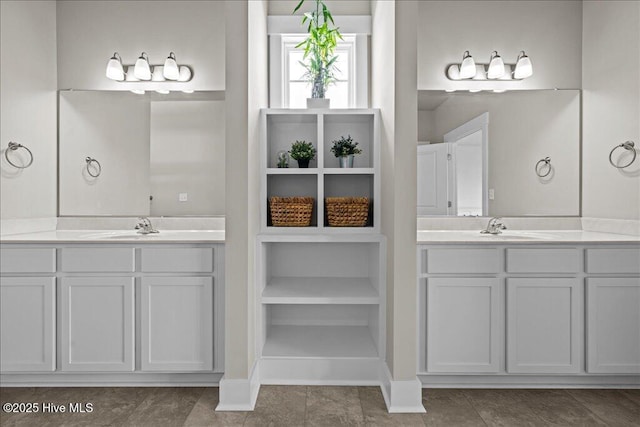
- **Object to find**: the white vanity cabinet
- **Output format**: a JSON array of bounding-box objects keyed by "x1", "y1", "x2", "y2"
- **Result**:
[
  {"x1": 0, "y1": 277, "x2": 56, "y2": 372},
  {"x1": 60, "y1": 277, "x2": 135, "y2": 371},
  {"x1": 506, "y1": 277, "x2": 582, "y2": 374},
  {"x1": 418, "y1": 242, "x2": 640, "y2": 386},
  {"x1": 0, "y1": 248, "x2": 56, "y2": 372},
  {"x1": 141, "y1": 276, "x2": 213, "y2": 371},
  {"x1": 427, "y1": 277, "x2": 502, "y2": 373},
  {"x1": 0, "y1": 242, "x2": 224, "y2": 385}
]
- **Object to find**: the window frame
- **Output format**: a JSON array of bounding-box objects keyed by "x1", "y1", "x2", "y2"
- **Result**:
[
  {"x1": 268, "y1": 15, "x2": 370, "y2": 109},
  {"x1": 282, "y1": 34, "x2": 356, "y2": 109}
]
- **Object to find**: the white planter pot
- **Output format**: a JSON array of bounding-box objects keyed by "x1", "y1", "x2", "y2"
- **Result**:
[{"x1": 306, "y1": 98, "x2": 330, "y2": 109}]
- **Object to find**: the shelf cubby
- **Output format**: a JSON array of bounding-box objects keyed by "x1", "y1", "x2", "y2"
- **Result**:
[
  {"x1": 266, "y1": 174, "x2": 318, "y2": 228},
  {"x1": 324, "y1": 174, "x2": 374, "y2": 228},
  {"x1": 323, "y1": 114, "x2": 374, "y2": 169},
  {"x1": 266, "y1": 113, "x2": 318, "y2": 169},
  {"x1": 263, "y1": 304, "x2": 379, "y2": 358}
]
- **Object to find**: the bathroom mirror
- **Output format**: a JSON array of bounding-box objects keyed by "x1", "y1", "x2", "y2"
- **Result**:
[
  {"x1": 58, "y1": 90, "x2": 225, "y2": 216},
  {"x1": 417, "y1": 89, "x2": 580, "y2": 217}
]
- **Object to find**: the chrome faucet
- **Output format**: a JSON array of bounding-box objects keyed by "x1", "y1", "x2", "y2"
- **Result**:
[
  {"x1": 481, "y1": 217, "x2": 507, "y2": 235},
  {"x1": 135, "y1": 217, "x2": 159, "y2": 234}
]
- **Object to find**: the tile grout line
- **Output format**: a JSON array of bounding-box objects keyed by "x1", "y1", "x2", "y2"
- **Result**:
[
  {"x1": 459, "y1": 389, "x2": 490, "y2": 427},
  {"x1": 563, "y1": 389, "x2": 613, "y2": 427},
  {"x1": 303, "y1": 385, "x2": 309, "y2": 427}
]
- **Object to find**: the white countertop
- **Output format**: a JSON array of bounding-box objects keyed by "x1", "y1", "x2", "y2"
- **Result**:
[
  {"x1": 417, "y1": 230, "x2": 640, "y2": 244},
  {"x1": 0, "y1": 230, "x2": 225, "y2": 243},
  {"x1": 2, "y1": 229, "x2": 638, "y2": 244}
]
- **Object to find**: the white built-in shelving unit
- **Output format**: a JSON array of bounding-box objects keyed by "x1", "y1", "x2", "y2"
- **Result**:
[
  {"x1": 257, "y1": 109, "x2": 385, "y2": 384},
  {"x1": 260, "y1": 109, "x2": 380, "y2": 233}
]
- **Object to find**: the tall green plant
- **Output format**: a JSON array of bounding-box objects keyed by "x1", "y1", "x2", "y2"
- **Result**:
[{"x1": 293, "y1": 0, "x2": 342, "y2": 99}]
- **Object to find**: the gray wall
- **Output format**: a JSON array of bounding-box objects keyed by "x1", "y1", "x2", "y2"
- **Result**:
[
  {"x1": 582, "y1": 0, "x2": 640, "y2": 221},
  {"x1": 417, "y1": 1, "x2": 582, "y2": 91},
  {"x1": 0, "y1": 1, "x2": 58, "y2": 221},
  {"x1": 56, "y1": 0, "x2": 225, "y2": 91}
]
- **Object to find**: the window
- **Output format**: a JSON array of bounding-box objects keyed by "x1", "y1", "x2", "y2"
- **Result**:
[{"x1": 283, "y1": 35, "x2": 356, "y2": 109}]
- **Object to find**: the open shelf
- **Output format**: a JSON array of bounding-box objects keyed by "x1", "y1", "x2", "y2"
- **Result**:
[
  {"x1": 262, "y1": 325, "x2": 378, "y2": 358},
  {"x1": 267, "y1": 114, "x2": 318, "y2": 169},
  {"x1": 267, "y1": 168, "x2": 318, "y2": 175},
  {"x1": 323, "y1": 114, "x2": 374, "y2": 169},
  {"x1": 262, "y1": 277, "x2": 378, "y2": 304},
  {"x1": 323, "y1": 168, "x2": 375, "y2": 175}
]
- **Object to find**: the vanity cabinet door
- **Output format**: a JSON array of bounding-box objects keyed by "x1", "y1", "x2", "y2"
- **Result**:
[
  {"x1": 0, "y1": 277, "x2": 56, "y2": 372},
  {"x1": 427, "y1": 277, "x2": 502, "y2": 373},
  {"x1": 587, "y1": 278, "x2": 640, "y2": 374},
  {"x1": 61, "y1": 277, "x2": 135, "y2": 371},
  {"x1": 141, "y1": 277, "x2": 213, "y2": 371},
  {"x1": 506, "y1": 278, "x2": 582, "y2": 374}
]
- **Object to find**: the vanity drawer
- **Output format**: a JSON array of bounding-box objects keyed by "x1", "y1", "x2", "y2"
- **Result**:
[
  {"x1": 425, "y1": 248, "x2": 499, "y2": 274},
  {"x1": 586, "y1": 248, "x2": 640, "y2": 274},
  {"x1": 506, "y1": 248, "x2": 580, "y2": 273},
  {"x1": 0, "y1": 248, "x2": 56, "y2": 273},
  {"x1": 141, "y1": 248, "x2": 214, "y2": 273},
  {"x1": 61, "y1": 248, "x2": 135, "y2": 272}
]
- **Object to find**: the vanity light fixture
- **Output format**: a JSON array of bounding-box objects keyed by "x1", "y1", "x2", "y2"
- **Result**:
[
  {"x1": 105, "y1": 52, "x2": 125, "y2": 81},
  {"x1": 459, "y1": 51, "x2": 476, "y2": 79},
  {"x1": 487, "y1": 51, "x2": 505, "y2": 79},
  {"x1": 163, "y1": 52, "x2": 180, "y2": 80},
  {"x1": 446, "y1": 50, "x2": 533, "y2": 81},
  {"x1": 513, "y1": 51, "x2": 533, "y2": 79},
  {"x1": 104, "y1": 52, "x2": 194, "y2": 85},
  {"x1": 134, "y1": 52, "x2": 152, "y2": 80}
]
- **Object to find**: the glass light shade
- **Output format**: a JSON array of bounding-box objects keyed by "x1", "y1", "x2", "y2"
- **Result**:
[
  {"x1": 130, "y1": 89, "x2": 145, "y2": 95},
  {"x1": 487, "y1": 52, "x2": 505, "y2": 79},
  {"x1": 163, "y1": 52, "x2": 179, "y2": 80},
  {"x1": 178, "y1": 66, "x2": 192, "y2": 82},
  {"x1": 459, "y1": 51, "x2": 476, "y2": 79},
  {"x1": 125, "y1": 66, "x2": 139, "y2": 82},
  {"x1": 105, "y1": 53, "x2": 125, "y2": 81},
  {"x1": 134, "y1": 52, "x2": 151, "y2": 80},
  {"x1": 151, "y1": 66, "x2": 165, "y2": 82},
  {"x1": 182, "y1": 89, "x2": 194, "y2": 94},
  {"x1": 514, "y1": 52, "x2": 533, "y2": 79},
  {"x1": 156, "y1": 89, "x2": 170, "y2": 95}
]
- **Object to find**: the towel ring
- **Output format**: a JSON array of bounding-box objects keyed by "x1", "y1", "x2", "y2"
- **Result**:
[
  {"x1": 85, "y1": 157, "x2": 102, "y2": 177},
  {"x1": 609, "y1": 141, "x2": 636, "y2": 169},
  {"x1": 5, "y1": 142, "x2": 33, "y2": 169},
  {"x1": 535, "y1": 157, "x2": 552, "y2": 177}
]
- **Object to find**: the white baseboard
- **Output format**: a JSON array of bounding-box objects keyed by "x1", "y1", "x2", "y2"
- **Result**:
[
  {"x1": 380, "y1": 364, "x2": 426, "y2": 413},
  {"x1": 419, "y1": 374, "x2": 640, "y2": 388},
  {"x1": 216, "y1": 361, "x2": 260, "y2": 411},
  {"x1": 0, "y1": 372, "x2": 222, "y2": 387}
]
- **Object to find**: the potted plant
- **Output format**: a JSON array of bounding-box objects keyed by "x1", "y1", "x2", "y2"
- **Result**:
[
  {"x1": 330, "y1": 135, "x2": 362, "y2": 168},
  {"x1": 293, "y1": 0, "x2": 342, "y2": 108},
  {"x1": 289, "y1": 140, "x2": 316, "y2": 168}
]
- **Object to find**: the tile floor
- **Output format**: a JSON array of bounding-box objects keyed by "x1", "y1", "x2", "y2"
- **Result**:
[{"x1": 1, "y1": 386, "x2": 639, "y2": 426}]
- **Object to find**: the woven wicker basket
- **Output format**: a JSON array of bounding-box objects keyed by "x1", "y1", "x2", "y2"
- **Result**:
[
  {"x1": 269, "y1": 196, "x2": 314, "y2": 227},
  {"x1": 325, "y1": 197, "x2": 369, "y2": 227}
]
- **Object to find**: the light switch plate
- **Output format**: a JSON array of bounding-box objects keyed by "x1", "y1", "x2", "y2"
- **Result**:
[
  {"x1": 179, "y1": 193, "x2": 188, "y2": 202},
  {"x1": 489, "y1": 189, "x2": 495, "y2": 200}
]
